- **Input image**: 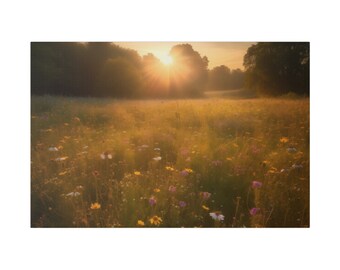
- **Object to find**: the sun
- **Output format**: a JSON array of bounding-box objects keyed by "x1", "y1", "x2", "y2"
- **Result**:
[{"x1": 159, "y1": 54, "x2": 173, "y2": 66}]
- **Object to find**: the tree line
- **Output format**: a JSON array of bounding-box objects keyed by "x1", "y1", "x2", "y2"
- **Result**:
[{"x1": 31, "y1": 42, "x2": 309, "y2": 98}]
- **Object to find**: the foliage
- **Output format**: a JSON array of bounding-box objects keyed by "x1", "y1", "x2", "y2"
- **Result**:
[{"x1": 243, "y1": 42, "x2": 309, "y2": 96}]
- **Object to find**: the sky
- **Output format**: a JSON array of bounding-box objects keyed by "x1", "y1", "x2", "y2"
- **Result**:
[{"x1": 115, "y1": 42, "x2": 255, "y2": 70}]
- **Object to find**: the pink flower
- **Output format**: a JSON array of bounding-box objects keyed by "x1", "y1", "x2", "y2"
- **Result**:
[
  {"x1": 209, "y1": 212, "x2": 225, "y2": 221},
  {"x1": 252, "y1": 181, "x2": 263, "y2": 189},
  {"x1": 249, "y1": 207, "x2": 260, "y2": 216},
  {"x1": 200, "y1": 192, "x2": 211, "y2": 200},
  {"x1": 168, "y1": 185, "x2": 177, "y2": 192},
  {"x1": 149, "y1": 196, "x2": 157, "y2": 206}
]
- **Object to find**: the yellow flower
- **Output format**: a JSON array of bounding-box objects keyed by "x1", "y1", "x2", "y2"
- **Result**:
[
  {"x1": 149, "y1": 215, "x2": 162, "y2": 226},
  {"x1": 202, "y1": 205, "x2": 210, "y2": 211},
  {"x1": 226, "y1": 157, "x2": 233, "y2": 161},
  {"x1": 137, "y1": 220, "x2": 145, "y2": 226},
  {"x1": 134, "y1": 171, "x2": 141, "y2": 176},
  {"x1": 165, "y1": 166, "x2": 175, "y2": 171},
  {"x1": 280, "y1": 137, "x2": 289, "y2": 143},
  {"x1": 90, "y1": 202, "x2": 101, "y2": 210},
  {"x1": 154, "y1": 188, "x2": 161, "y2": 193},
  {"x1": 184, "y1": 168, "x2": 193, "y2": 173}
]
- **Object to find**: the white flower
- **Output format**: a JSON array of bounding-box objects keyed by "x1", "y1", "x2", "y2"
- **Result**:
[
  {"x1": 100, "y1": 153, "x2": 106, "y2": 159},
  {"x1": 141, "y1": 144, "x2": 149, "y2": 148},
  {"x1": 209, "y1": 212, "x2": 225, "y2": 221},
  {"x1": 154, "y1": 148, "x2": 161, "y2": 151},
  {"x1": 65, "y1": 191, "x2": 80, "y2": 197},
  {"x1": 153, "y1": 156, "x2": 162, "y2": 161},
  {"x1": 55, "y1": 156, "x2": 68, "y2": 161},
  {"x1": 107, "y1": 154, "x2": 113, "y2": 159},
  {"x1": 48, "y1": 147, "x2": 59, "y2": 152},
  {"x1": 292, "y1": 164, "x2": 303, "y2": 169},
  {"x1": 287, "y1": 147, "x2": 297, "y2": 153}
]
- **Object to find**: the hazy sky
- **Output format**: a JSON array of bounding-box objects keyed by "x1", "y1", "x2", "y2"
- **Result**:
[{"x1": 115, "y1": 42, "x2": 255, "y2": 70}]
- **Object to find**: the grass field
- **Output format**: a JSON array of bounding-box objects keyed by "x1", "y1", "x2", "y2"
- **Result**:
[{"x1": 31, "y1": 96, "x2": 309, "y2": 227}]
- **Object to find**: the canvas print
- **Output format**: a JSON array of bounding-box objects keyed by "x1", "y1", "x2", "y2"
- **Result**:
[{"x1": 31, "y1": 42, "x2": 309, "y2": 228}]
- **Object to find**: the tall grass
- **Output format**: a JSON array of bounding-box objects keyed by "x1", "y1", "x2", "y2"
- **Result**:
[{"x1": 31, "y1": 96, "x2": 309, "y2": 227}]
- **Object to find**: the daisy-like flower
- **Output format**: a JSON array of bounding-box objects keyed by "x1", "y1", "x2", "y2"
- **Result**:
[
  {"x1": 137, "y1": 220, "x2": 145, "y2": 226},
  {"x1": 100, "y1": 151, "x2": 113, "y2": 160},
  {"x1": 149, "y1": 215, "x2": 162, "y2": 226},
  {"x1": 48, "y1": 147, "x2": 59, "y2": 152},
  {"x1": 65, "y1": 191, "x2": 81, "y2": 197},
  {"x1": 209, "y1": 212, "x2": 225, "y2": 221},
  {"x1": 153, "y1": 156, "x2": 162, "y2": 161},
  {"x1": 90, "y1": 202, "x2": 101, "y2": 210},
  {"x1": 134, "y1": 171, "x2": 141, "y2": 176},
  {"x1": 55, "y1": 156, "x2": 68, "y2": 162},
  {"x1": 179, "y1": 201, "x2": 187, "y2": 208},
  {"x1": 249, "y1": 207, "x2": 260, "y2": 216},
  {"x1": 252, "y1": 181, "x2": 263, "y2": 189},
  {"x1": 200, "y1": 192, "x2": 211, "y2": 200},
  {"x1": 149, "y1": 196, "x2": 157, "y2": 206},
  {"x1": 165, "y1": 166, "x2": 175, "y2": 171},
  {"x1": 168, "y1": 185, "x2": 176, "y2": 192},
  {"x1": 202, "y1": 205, "x2": 210, "y2": 211}
]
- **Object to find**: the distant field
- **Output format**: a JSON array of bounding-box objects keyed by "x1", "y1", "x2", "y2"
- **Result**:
[{"x1": 31, "y1": 96, "x2": 309, "y2": 227}]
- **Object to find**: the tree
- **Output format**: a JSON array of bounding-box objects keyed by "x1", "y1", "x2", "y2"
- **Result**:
[
  {"x1": 243, "y1": 42, "x2": 309, "y2": 96},
  {"x1": 169, "y1": 44, "x2": 209, "y2": 97}
]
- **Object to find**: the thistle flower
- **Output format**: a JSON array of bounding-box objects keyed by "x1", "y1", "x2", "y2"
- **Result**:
[
  {"x1": 249, "y1": 207, "x2": 260, "y2": 216},
  {"x1": 252, "y1": 181, "x2": 263, "y2": 189},
  {"x1": 149, "y1": 215, "x2": 162, "y2": 226},
  {"x1": 179, "y1": 201, "x2": 187, "y2": 208}
]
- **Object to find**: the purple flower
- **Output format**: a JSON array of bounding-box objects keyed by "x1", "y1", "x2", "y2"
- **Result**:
[
  {"x1": 249, "y1": 207, "x2": 260, "y2": 216},
  {"x1": 180, "y1": 170, "x2": 189, "y2": 176},
  {"x1": 168, "y1": 185, "x2": 177, "y2": 192},
  {"x1": 149, "y1": 196, "x2": 157, "y2": 206},
  {"x1": 252, "y1": 181, "x2": 263, "y2": 189},
  {"x1": 179, "y1": 201, "x2": 187, "y2": 207}
]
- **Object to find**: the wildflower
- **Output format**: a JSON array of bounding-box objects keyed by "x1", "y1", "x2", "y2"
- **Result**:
[
  {"x1": 211, "y1": 160, "x2": 222, "y2": 166},
  {"x1": 200, "y1": 192, "x2": 211, "y2": 200},
  {"x1": 100, "y1": 151, "x2": 113, "y2": 160},
  {"x1": 226, "y1": 157, "x2": 233, "y2": 161},
  {"x1": 252, "y1": 181, "x2": 263, "y2": 189},
  {"x1": 292, "y1": 164, "x2": 303, "y2": 169},
  {"x1": 154, "y1": 188, "x2": 161, "y2": 193},
  {"x1": 249, "y1": 207, "x2": 260, "y2": 216},
  {"x1": 181, "y1": 168, "x2": 193, "y2": 176},
  {"x1": 287, "y1": 147, "x2": 297, "y2": 153},
  {"x1": 73, "y1": 117, "x2": 81, "y2": 122},
  {"x1": 48, "y1": 147, "x2": 59, "y2": 152},
  {"x1": 134, "y1": 171, "x2": 141, "y2": 176},
  {"x1": 209, "y1": 212, "x2": 225, "y2": 221},
  {"x1": 168, "y1": 185, "x2": 176, "y2": 192},
  {"x1": 58, "y1": 171, "x2": 68, "y2": 176},
  {"x1": 180, "y1": 148, "x2": 189, "y2": 156},
  {"x1": 65, "y1": 191, "x2": 81, "y2": 197},
  {"x1": 90, "y1": 202, "x2": 101, "y2": 210},
  {"x1": 153, "y1": 156, "x2": 162, "y2": 161},
  {"x1": 55, "y1": 156, "x2": 68, "y2": 162},
  {"x1": 202, "y1": 205, "x2": 210, "y2": 211},
  {"x1": 149, "y1": 196, "x2": 157, "y2": 206},
  {"x1": 184, "y1": 168, "x2": 193, "y2": 173},
  {"x1": 179, "y1": 201, "x2": 187, "y2": 208},
  {"x1": 149, "y1": 215, "x2": 162, "y2": 226},
  {"x1": 165, "y1": 166, "x2": 175, "y2": 171},
  {"x1": 280, "y1": 137, "x2": 289, "y2": 143},
  {"x1": 141, "y1": 144, "x2": 149, "y2": 148},
  {"x1": 154, "y1": 148, "x2": 161, "y2": 151},
  {"x1": 92, "y1": 170, "x2": 100, "y2": 177},
  {"x1": 137, "y1": 220, "x2": 145, "y2": 226}
]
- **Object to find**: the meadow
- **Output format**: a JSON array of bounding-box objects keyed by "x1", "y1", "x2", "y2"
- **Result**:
[{"x1": 31, "y1": 95, "x2": 309, "y2": 228}]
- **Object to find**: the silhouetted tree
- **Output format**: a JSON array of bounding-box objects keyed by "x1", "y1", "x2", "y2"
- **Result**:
[
  {"x1": 169, "y1": 44, "x2": 209, "y2": 97},
  {"x1": 243, "y1": 42, "x2": 309, "y2": 96}
]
